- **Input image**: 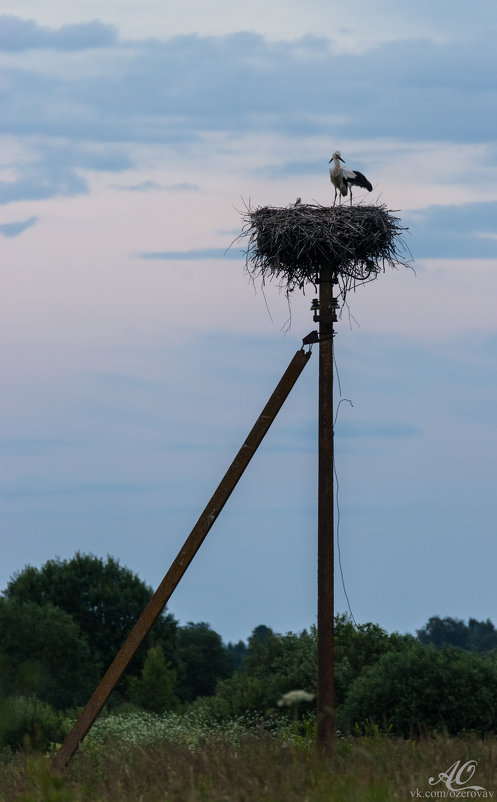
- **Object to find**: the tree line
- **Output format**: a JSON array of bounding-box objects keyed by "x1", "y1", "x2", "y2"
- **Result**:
[
  {"x1": 2, "y1": 552, "x2": 497, "y2": 742},
  {"x1": 0, "y1": 553, "x2": 237, "y2": 712}
]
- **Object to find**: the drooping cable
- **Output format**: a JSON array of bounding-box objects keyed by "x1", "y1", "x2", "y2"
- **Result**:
[{"x1": 333, "y1": 383, "x2": 357, "y2": 626}]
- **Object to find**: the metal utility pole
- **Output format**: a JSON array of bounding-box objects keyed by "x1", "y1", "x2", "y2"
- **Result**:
[
  {"x1": 316, "y1": 261, "x2": 336, "y2": 751},
  {"x1": 53, "y1": 347, "x2": 311, "y2": 772}
]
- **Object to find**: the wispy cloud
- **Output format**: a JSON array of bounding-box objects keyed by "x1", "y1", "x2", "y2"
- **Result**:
[
  {"x1": 0, "y1": 215, "x2": 38, "y2": 236},
  {"x1": 0, "y1": 15, "x2": 117, "y2": 51},
  {"x1": 113, "y1": 180, "x2": 199, "y2": 192},
  {"x1": 405, "y1": 202, "x2": 497, "y2": 258},
  {"x1": 0, "y1": 163, "x2": 88, "y2": 204},
  {"x1": 139, "y1": 248, "x2": 243, "y2": 260},
  {"x1": 0, "y1": 143, "x2": 133, "y2": 205},
  {"x1": 2, "y1": 21, "x2": 497, "y2": 148},
  {"x1": 1, "y1": 479, "x2": 164, "y2": 501}
]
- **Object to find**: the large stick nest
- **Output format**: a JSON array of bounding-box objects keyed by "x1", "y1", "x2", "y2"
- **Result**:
[{"x1": 237, "y1": 202, "x2": 410, "y2": 300}]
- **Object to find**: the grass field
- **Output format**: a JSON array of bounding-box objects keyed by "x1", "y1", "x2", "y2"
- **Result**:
[{"x1": 1, "y1": 714, "x2": 496, "y2": 801}]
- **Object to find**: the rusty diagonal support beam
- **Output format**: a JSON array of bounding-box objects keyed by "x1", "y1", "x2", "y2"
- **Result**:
[{"x1": 53, "y1": 347, "x2": 311, "y2": 771}]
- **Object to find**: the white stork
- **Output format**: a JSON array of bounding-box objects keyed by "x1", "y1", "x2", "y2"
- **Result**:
[{"x1": 329, "y1": 151, "x2": 373, "y2": 205}]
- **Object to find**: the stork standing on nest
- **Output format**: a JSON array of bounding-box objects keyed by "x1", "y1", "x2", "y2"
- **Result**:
[{"x1": 329, "y1": 151, "x2": 373, "y2": 205}]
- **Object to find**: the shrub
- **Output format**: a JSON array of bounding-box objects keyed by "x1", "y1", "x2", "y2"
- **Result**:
[
  {"x1": 127, "y1": 646, "x2": 180, "y2": 713},
  {"x1": 0, "y1": 696, "x2": 67, "y2": 752},
  {"x1": 0, "y1": 599, "x2": 96, "y2": 709},
  {"x1": 340, "y1": 643, "x2": 497, "y2": 736}
]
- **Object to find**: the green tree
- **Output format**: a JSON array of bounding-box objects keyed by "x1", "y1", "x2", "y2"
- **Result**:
[
  {"x1": 335, "y1": 614, "x2": 412, "y2": 705},
  {"x1": 195, "y1": 627, "x2": 317, "y2": 719},
  {"x1": 194, "y1": 618, "x2": 414, "y2": 721},
  {"x1": 417, "y1": 616, "x2": 497, "y2": 653},
  {"x1": 226, "y1": 639, "x2": 248, "y2": 669},
  {"x1": 194, "y1": 672, "x2": 270, "y2": 720},
  {"x1": 0, "y1": 598, "x2": 96, "y2": 709},
  {"x1": 340, "y1": 642, "x2": 497, "y2": 736},
  {"x1": 468, "y1": 617, "x2": 497, "y2": 652},
  {"x1": 127, "y1": 646, "x2": 180, "y2": 713},
  {"x1": 417, "y1": 616, "x2": 470, "y2": 650},
  {"x1": 175, "y1": 622, "x2": 233, "y2": 703},
  {"x1": 243, "y1": 627, "x2": 316, "y2": 697},
  {"x1": 248, "y1": 625, "x2": 274, "y2": 649},
  {"x1": 4, "y1": 553, "x2": 177, "y2": 681}
]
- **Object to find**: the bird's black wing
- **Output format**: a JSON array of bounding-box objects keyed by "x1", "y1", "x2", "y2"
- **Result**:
[{"x1": 350, "y1": 170, "x2": 372, "y2": 192}]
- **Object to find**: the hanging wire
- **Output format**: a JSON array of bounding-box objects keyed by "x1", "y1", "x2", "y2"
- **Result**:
[{"x1": 333, "y1": 394, "x2": 357, "y2": 626}]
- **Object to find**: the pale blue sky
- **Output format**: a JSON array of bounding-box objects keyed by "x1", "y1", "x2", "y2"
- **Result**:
[{"x1": 1, "y1": 2, "x2": 497, "y2": 643}]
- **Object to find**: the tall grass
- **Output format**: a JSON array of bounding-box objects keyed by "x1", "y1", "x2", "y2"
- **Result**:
[{"x1": 2, "y1": 712, "x2": 497, "y2": 801}]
